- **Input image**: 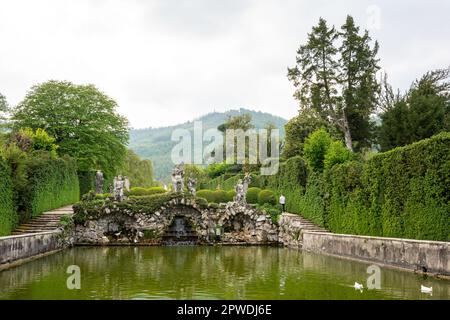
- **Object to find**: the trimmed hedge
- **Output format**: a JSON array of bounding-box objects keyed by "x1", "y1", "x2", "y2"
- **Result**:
[
  {"x1": 21, "y1": 156, "x2": 80, "y2": 222},
  {"x1": 0, "y1": 157, "x2": 15, "y2": 236},
  {"x1": 270, "y1": 133, "x2": 449, "y2": 240},
  {"x1": 196, "y1": 189, "x2": 231, "y2": 204},
  {"x1": 258, "y1": 190, "x2": 276, "y2": 205},
  {"x1": 246, "y1": 187, "x2": 261, "y2": 204},
  {"x1": 127, "y1": 187, "x2": 166, "y2": 197}
]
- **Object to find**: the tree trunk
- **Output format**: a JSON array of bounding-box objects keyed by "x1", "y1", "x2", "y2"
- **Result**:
[{"x1": 342, "y1": 111, "x2": 353, "y2": 151}]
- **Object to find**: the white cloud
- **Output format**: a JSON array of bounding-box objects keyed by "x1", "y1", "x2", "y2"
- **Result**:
[{"x1": 0, "y1": 0, "x2": 449, "y2": 128}]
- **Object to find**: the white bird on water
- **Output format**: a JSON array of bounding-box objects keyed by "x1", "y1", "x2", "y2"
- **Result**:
[
  {"x1": 421, "y1": 285, "x2": 433, "y2": 294},
  {"x1": 354, "y1": 282, "x2": 364, "y2": 291}
]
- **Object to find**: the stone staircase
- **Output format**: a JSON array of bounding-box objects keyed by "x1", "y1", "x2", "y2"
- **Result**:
[
  {"x1": 11, "y1": 205, "x2": 74, "y2": 235},
  {"x1": 278, "y1": 213, "x2": 330, "y2": 248}
]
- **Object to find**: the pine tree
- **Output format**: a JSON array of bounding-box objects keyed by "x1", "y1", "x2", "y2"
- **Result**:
[
  {"x1": 288, "y1": 18, "x2": 339, "y2": 116},
  {"x1": 288, "y1": 16, "x2": 380, "y2": 152},
  {"x1": 338, "y1": 15, "x2": 380, "y2": 151}
]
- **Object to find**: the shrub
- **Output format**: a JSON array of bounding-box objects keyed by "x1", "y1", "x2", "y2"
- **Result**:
[
  {"x1": 0, "y1": 157, "x2": 14, "y2": 236},
  {"x1": 324, "y1": 140, "x2": 353, "y2": 170},
  {"x1": 213, "y1": 190, "x2": 229, "y2": 204},
  {"x1": 226, "y1": 190, "x2": 236, "y2": 202},
  {"x1": 127, "y1": 187, "x2": 165, "y2": 197},
  {"x1": 303, "y1": 128, "x2": 332, "y2": 172},
  {"x1": 258, "y1": 190, "x2": 276, "y2": 205},
  {"x1": 246, "y1": 187, "x2": 261, "y2": 204},
  {"x1": 196, "y1": 189, "x2": 215, "y2": 203}
]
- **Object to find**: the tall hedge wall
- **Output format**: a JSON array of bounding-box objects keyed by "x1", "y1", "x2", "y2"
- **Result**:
[
  {"x1": 20, "y1": 156, "x2": 80, "y2": 222},
  {"x1": 328, "y1": 132, "x2": 449, "y2": 241},
  {"x1": 0, "y1": 157, "x2": 15, "y2": 236},
  {"x1": 285, "y1": 133, "x2": 450, "y2": 241}
]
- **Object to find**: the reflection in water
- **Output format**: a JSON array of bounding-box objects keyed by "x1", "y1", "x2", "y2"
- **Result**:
[{"x1": 0, "y1": 246, "x2": 448, "y2": 300}]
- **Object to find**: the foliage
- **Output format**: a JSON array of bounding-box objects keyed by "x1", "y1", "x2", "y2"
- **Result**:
[
  {"x1": 196, "y1": 190, "x2": 215, "y2": 203},
  {"x1": 195, "y1": 189, "x2": 231, "y2": 204},
  {"x1": 0, "y1": 156, "x2": 14, "y2": 236},
  {"x1": 12, "y1": 80, "x2": 129, "y2": 179},
  {"x1": 378, "y1": 67, "x2": 450, "y2": 151},
  {"x1": 324, "y1": 140, "x2": 354, "y2": 170},
  {"x1": 283, "y1": 108, "x2": 336, "y2": 159},
  {"x1": 303, "y1": 129, "x2": 332, "y2": 172},
  {"x1": 0, "y1": 93, "x2": 9, "y2": 131},
  {"x1": 258, "y1": 190, "x2": 276, "y2": 205},
  {"x1": 226, "y1": 190, "x2": 236, "y2": 202},
  {"x1": 294, "y1": 133, "x2": 449, "y2": 240},
  {"x1": 119, "y1": 149, "x2": 154, "y2": 188},
  {"x1": 127, "y1": 187, "x2": 166, "y2": 197},
  {"x1": 246, "y1": 187, "x2": 262, "y2": 204},
  {"x1": 8, "y1": 128, "x2": 58, "y2": 157},
  {"x1": 20, "y1": 155, "x2": 79, "y2": 222}
]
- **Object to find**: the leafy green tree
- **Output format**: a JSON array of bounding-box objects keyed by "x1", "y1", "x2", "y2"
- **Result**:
[
  {"x1": 338, "y1": 15, "x2": 380, "y2": 151},
  {"x1": 119, "y1": 149, "x2": 154, "y2": 188},
  {"x1": 283, "y1": 108, "x2": 336, "y2": 159},
  {"x1": 379, "y1": 67, "x2": 450, "y2": 151},
  {"x1": 12, "y1": 81, "x2": 129, "y2": 177},
  {"x1": 288, "y1": 18, "x2": 338, "y2": 118},
  {"x1": 288, "y1": 16, "x2": 380, "y2": 151},
  {"x1": 323, "y1": 140, "x2": 353, "y2": 170},
  {"x1": 303, "y1": 129, "x2": 332, "y2": 172},
  {"x1": 0, "y1": 93, "x2": 9, "y2": 131}
]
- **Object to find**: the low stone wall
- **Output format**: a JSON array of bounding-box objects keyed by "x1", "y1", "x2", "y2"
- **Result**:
[
  {"x1": 302, "y1": 232, "x2": 450, "y2": 276},
  {"x1": 0, "y1": 231, "x2": 64, "y2": 266}
]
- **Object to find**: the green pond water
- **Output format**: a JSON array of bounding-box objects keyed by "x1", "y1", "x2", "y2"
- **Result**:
[{"x1": 0, "y1": 246, "x2": 448, "y2": 300}]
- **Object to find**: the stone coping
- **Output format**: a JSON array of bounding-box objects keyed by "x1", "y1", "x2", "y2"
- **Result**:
[
  {"x1": 303, "y1": 230, "x2": 450, "y2": 246},
  {"x1": 0, "y1": 230, "x2": 62, "y2": 241}
]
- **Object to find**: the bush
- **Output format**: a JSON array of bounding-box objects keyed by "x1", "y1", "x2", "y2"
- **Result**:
[
  {"x1": 127, "y1": 187, "x2": 165, "y2": 197},
  {"x1": 213, "y1": 190, "x2": 229, "y2": 204},
  {"x1": 258, "y1": 190, "x2": 276, "y2": 205},
  {"x1": 226, "y1": 190, "x2": 236, "y2": 202},
  {"x1": 303, "y1": 128, "x2": 332, "y2": 172},
  {"x1": 0, "y1": 157, "x2": 14, "y2": 236},
  {"x1": 324, "y1": 140, "x2": 353, "y2": 170},
  {"x1": 246, "y1": 187, "x2": 261, "y2": 204},
  {"x1": 196, "y1": 189, "x2": 215, "y2": 203}
]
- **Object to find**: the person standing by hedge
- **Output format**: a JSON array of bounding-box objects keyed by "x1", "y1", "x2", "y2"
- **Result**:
[{"x1": 279, "y1": 194, "x2": 286, "y2": 212}]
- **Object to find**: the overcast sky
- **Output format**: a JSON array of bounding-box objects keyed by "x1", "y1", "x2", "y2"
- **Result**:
[{"x1": 0, "y1": 0, "x2": 449, "y2": 128}]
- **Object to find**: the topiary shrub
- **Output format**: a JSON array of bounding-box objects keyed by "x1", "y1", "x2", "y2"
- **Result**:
[
  {"x1": 226, "y1": 190, "x2": 236, "y2": 202},
  {"x1": 196, "y1": 189, "x2": 215, "y2": 203},
  {"x1": 303, "y1": 128, "x2": 332, "y2": 172},
  {"x1": 246, "y1": 187, "x2": 261, "y2": 204},
  {"x1": 127, "y1": 187, "x2": 165, "y2": 197},
  {"x1": 213, "y1": 190, "x2": 229, "y2": 203},
  {"x1": 324, "y1": 140, "x2": 353, "y2": 170},
  {"x1": 258, "y1": 189, "x2": 276, "y2": 205}
]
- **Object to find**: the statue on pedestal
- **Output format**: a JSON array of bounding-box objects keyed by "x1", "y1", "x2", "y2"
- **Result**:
[
  {"x1": 234, "y1": 179, "x2": 245, "y2": 203},
  {"x1": 171, "y1": 163, "x2": 185, "y2": 193},
  {"x1": 187, "y1": 176, "x2": 197, "y2": 196},
  {"x1": 95, "y1": 170, "x2": 104, "y2": 194},
  {"x1": 124, "y1": 176, "x2": 130, "y2": 192},
  {"x1": 243, "y1": 173, "x2": 252, "y2": 195},
  {"x1": 114, "y1": 175, "x2": 125, "y2": 201}
]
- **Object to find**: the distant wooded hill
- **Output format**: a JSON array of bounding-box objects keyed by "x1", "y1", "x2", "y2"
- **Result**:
[{"x1": 129, "y1": 108, "x2": 287, "y2": 181}]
